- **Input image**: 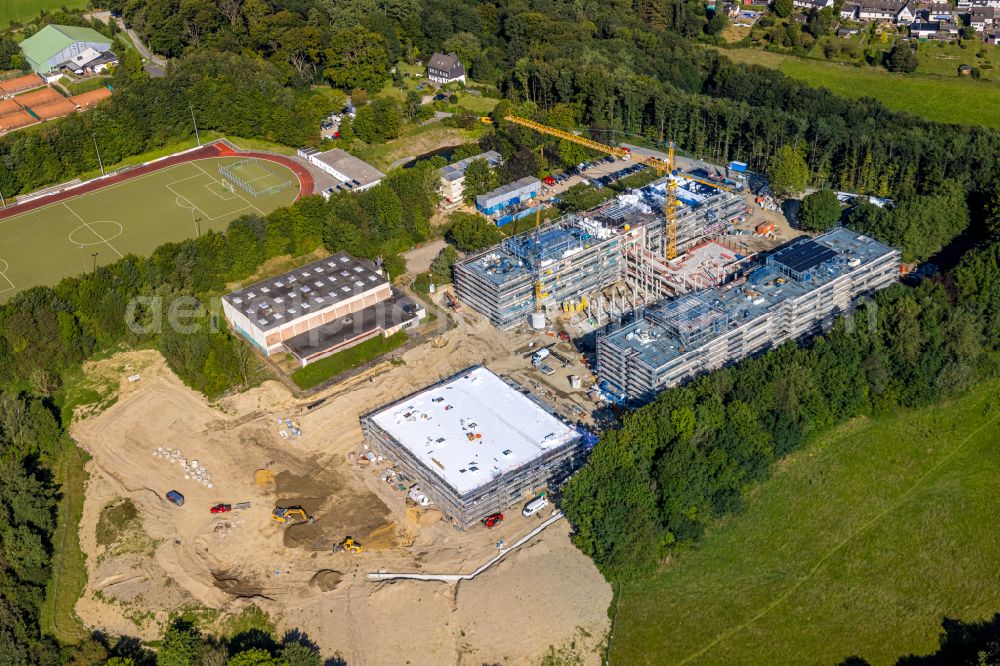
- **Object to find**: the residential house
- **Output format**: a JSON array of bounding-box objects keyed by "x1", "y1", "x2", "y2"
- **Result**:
[
  {"x1": 793, "y1": 0, "x2": 834, "y2": 10},
  {"x1": 840, "y1": 3, "x2": 860, "y2": 19},
  {"x1": 910, "y1": 20, "x2": 942, "y2": 37},
  {"x1": 969, "y1": 6, "x2": 995, "y2": 30},
  {"x1": 927, "y1": 2, "x2": 955, "y2": 20},
  {"x1": 427, "y1": 52, "x2": 466, "y2": 85},
  {"x1": 858, "y1": 0, "x2": 908, "y2": 22}
]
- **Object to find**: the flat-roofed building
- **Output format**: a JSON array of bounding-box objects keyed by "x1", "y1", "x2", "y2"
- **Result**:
[
  {"x1": 361, "y1": 366, "x2": 584, "y2": 528},
  {"x1": 476, "y1": 176, "x2": 540, "y2": 216},
  {"x1": 222, "y1": 252, "x2": 424, "y2": 367},
  {"x1": 297, "y1": 148, "x2": 385, "y2": 194},
  {"x1": 597, "y1": 228, "x2": 900, "y2": 403}
]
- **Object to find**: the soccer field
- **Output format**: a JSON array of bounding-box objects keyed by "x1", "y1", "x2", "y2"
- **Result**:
[{"x1": 0, "y1": 156, "x2": 299, "y2": 300}]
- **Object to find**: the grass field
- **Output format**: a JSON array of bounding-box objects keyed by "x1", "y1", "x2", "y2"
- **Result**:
[
  {"x1": 290, "y1": 330, "x2": 407, "y2": 389},
  {"x1": 349, "y1": 124, "x2": 482, "y2": 170},
  {"x1": 610, "y1": 375, "x2": 1000, "y2": 665},
  {"x1": 0, "y1": 156, "x2": 298, "y2": 299},
  {"x1": 1, "y1": 0, "x2": 87, "y2": 25},
  {"x1": 42, "y1": 442, "x2": 91, "y2": 643},
  {"x1": 714, "y1": 47, "x2": 1000, "y2": 128}
]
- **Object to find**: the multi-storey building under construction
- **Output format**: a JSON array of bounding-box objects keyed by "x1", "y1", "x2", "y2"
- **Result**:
[
  {"x1": 597, "y1": 228, "x2": 900, "y2": 403},
  {"x1": 454, "y1": 175, "x2": 748, "y2": 330}
]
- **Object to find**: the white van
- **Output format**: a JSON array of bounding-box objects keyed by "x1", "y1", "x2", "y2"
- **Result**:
[
  {"x1": 522, "y1": 495, "x2": 549, "y2": 517},
  {"x1": 531, "y1": 348, "x2": 550, "y2": 365}
]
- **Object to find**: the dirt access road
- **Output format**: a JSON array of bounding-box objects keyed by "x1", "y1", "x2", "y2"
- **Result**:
[{"x1": 71, "y1": 308, "x2": 610, "y2": 665}]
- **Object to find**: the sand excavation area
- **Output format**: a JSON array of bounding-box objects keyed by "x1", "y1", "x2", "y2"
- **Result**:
[{"x1": 70, "y1": 308, "x2": 611, "y2": 665}]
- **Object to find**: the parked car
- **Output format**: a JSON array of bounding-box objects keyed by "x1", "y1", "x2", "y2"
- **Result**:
[
  {"x1": 166, "y1": 490, "x2": 184, "y2": 506},
  {"x1": 482, "y1": 513, "x2": 504, "y2": 528},
  {"x1": 433, "y1": 93, "x2": 447, "y2": 101},
  {"x1": 210, "y1": 503, "x2": 232, "y2": 514},
  {"x1": 522, "y1": 495, "x2": 549, "y2": 517},
  {"x1": 543, "y1": 175, "x2": 556, "y2": 186}
]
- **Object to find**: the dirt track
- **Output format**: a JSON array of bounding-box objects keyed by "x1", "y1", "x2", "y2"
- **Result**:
[{"x1": 70, "y1": 311, "x2": 611, "y2": 664}]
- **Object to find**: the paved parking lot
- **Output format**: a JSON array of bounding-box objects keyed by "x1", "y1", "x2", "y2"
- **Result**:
[{"x1": 541, "y1": 155, "x2": 645, "y2": 198}]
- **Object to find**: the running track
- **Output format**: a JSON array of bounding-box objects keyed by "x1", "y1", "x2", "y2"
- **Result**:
[{"x1": 0, "y1": 139, "x2": 315, "y2": 222}]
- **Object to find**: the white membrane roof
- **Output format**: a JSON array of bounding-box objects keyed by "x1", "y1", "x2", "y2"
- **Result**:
[{"x1": 369, "y1": 366, "x2": 577, "y2": 495}]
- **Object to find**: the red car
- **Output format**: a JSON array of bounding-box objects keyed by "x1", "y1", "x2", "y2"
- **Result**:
[
  {"x1": 483, "y1": 513, "x2": 503, "y2": 529},
  {"x1": 210, "y1": 503, "x2": 232, "y2": 514},
  {"x1": 543, "y1": 175, "x2": 556, "y2": 186}
]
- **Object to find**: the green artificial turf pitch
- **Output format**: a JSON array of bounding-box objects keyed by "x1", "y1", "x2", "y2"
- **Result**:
[{"x1": 0, "y1": 157, "x2": 298, "y2": 300}]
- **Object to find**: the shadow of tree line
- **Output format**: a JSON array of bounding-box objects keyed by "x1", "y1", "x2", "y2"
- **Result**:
[
  {"x1": 840, "y1": 614, "x2": 1000, "y2": 666},
  {"x1": 91, "y1": 620, "x2": 348, "y2": 666}
]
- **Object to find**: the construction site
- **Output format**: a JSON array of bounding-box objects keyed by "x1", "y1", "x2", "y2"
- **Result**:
[
  {"x1": 451, "y1": 114, "x2": 763, "y2": 333},
  {"x1": 68, "y1": 298, "x2": 612, "y2": 663},
  {"x1": 454, "y1": 173, "x2": 749, "y2": 330},
  {"x1": 597, "y1": 228, "x2": 901, "y2": 402},
  {"x1": 57, "y1": 115, "x2": 854, "y2": 665},
  {"x1": 361, "y1": 366, "x2": 585, "y2": 528}
]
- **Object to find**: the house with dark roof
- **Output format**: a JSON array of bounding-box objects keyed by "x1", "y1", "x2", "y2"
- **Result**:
[
  {"x1": 969, "y1": 6, "x2": 995, "y2": 30},
  {"x1": 927, "y1": 2, "x2": 955, "y2": 20},
  {"x1": 910, "y1": 20, "x2": 942, "y2": 37},
  {"x1": 858, "y1": 0, "x2": 912, "y2": 22},
  {"x1": 793, "y1": 0, "x2": 834, "y2": 10},
  {"x1": 840, "y1": 2, "x2": 860, "y2": 19},
  {"x1": 427, "y1": 52, "x2": 466, "y2": 85}
]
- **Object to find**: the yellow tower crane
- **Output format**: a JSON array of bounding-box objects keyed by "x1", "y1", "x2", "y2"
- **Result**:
[
  {"x1": 505, "y1": 115, "x2": 680, "y2": 259},
  {"x1": 504, "y1": 115, "x2": 737, "y2": 261}
]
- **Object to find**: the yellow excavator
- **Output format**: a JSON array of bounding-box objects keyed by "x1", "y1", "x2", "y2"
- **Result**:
[
  {"x1": 332, "y1": 536, "x2": 362, "y2": 554},
  {"x1": 271, "y1": 506, "x2": 313, "y2": 525}
]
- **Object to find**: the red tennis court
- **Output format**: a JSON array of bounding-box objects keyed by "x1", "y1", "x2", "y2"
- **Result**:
[
  {"x1": 31, "y1": 97, "x2": 77, "y2": 119},
  {"x1": 0, "y1": 74, "x2": 44, "y2": 95},
  {"x1": 16, "y1": 87, "x2": 63, "y2": 108},
  {"x1": 70, "y1": 87, "x2": 112, "y2": 109},
  {"x1": 0, "y1": 111, "x2": 37, "y2": 132},
  {"x1": 0, "y1": 99, "x2": 22, "y2": 116}
]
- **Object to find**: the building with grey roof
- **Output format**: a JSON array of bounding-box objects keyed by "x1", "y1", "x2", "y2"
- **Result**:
[
  {"x1": 298, "y1": 148, "x2": 385, "y2": 194},
  {"x1": 476, "y1": 176, "x2": 539, "y2": 216},
  {"x1": 221, "y1": 252, "x2": 424, "y2": 367},
  {"x1": 427, "y1": 52, "x2": 466, "y2": 84},
  {"x1": 438, "y1": 150, "x2": 502, "y2": 205},
  {"x1": 597, "y1": 228, "x2": 900, "y2": 403}
]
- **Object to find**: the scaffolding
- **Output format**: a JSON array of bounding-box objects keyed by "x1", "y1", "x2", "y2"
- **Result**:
[
  {"x1": 596, "y1": 228, "x2": 903, "y2": 403},
  {"x1": 646, "y1": 292, "x2": 731, "y2": 347},
  {"x1": 454, "y1": 176, "x2": 747, "y2": 330}
]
